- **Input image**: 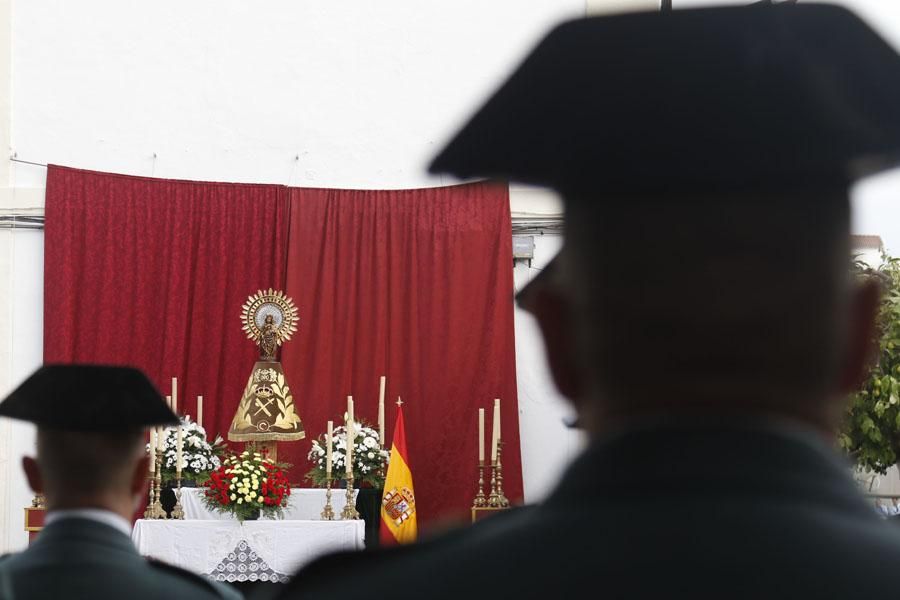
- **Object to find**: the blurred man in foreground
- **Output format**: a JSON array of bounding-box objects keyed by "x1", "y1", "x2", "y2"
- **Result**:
[
  {"x1": 0, "y1": 365, "x2": 241, "y2": 600},
  {"x1": 279, "y1": 4, "x2": 900, "y2": 598}
]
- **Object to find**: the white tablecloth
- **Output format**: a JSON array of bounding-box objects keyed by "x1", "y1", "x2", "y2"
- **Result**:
[
  {"x1": 181, "y1": 487, "x2": 357, "y2": 521},
  {"x1": 132, "y1": 519, "x2": 365, "y2": 583}
]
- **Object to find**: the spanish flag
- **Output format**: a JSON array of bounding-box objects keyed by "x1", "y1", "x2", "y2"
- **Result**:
[{"x1": 380, "y1": 406, "x2": 417, "y2": 545}]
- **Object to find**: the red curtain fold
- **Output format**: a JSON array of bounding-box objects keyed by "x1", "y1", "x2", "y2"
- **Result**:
[
  {"x1": 43, "y1": 165, "x2": 289, "y2": 445},
  {"x1": 43, "y1": 167, "x2": 521, "y2": 527},
  {"x1": 280, "y1": 182, "x2": 522, "y2": 527}
]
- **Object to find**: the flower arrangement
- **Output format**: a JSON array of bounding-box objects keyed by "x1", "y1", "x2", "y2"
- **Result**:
[
  {"x1": 306, "y1": 420, "x2": 389, "y2": 488},
  {"x1": 201, "y1": 450, "x2": 292, "y2": 521},
  {"x1": 147, "y1": 416, "x2": 223, "y2": 485}
]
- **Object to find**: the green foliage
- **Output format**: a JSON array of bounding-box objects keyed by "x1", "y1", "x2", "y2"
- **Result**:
[{"x1": 840, "y1": 253, "x2": 900, "y2": 473}]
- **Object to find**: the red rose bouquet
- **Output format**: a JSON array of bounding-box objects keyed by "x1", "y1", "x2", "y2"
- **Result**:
[{"x1": 201, "y1": 450, "x2": 291, "y2": 521}]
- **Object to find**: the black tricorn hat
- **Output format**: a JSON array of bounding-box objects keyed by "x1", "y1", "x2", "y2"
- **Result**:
[
  {"x1": 0, "y1": 365, "x2": 179, "y2": 431},
  {"x1": 429, "y1": 4, "x2": 900, "y2": 194}
]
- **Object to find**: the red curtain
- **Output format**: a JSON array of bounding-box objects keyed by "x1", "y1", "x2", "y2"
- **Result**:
[
  {"x1": 43, "y1": 166, "x2": 290, "y2": 444},
  {"x1": 43, "y1": 167, "x2": 521, "y2": 527},
  {"x1": 280, "y1": 182, "x2": 521, "y2": 527}
]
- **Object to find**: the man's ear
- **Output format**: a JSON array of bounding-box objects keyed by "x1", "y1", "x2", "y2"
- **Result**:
[
  {"x1": 22, "y1": 456, "x2": 43, "y2": 495},
  {"x1": 530, "y1": 287, "x2": 585, "y2": 401},
  {"x1": 839, "y1": 278, "x2": 882, "y2": 393},
  {"x1": 130, "y1": 455, "x2": 151, "y2": 497}
]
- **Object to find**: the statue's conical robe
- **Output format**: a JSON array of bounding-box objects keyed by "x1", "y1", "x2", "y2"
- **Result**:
[{"x1": 228, "y1": 361, "x2": 304, "y2": 442}]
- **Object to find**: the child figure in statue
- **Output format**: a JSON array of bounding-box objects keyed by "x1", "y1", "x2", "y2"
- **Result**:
[{"x1": 260, "y1": 314, "x2": 278, "y2": 361}]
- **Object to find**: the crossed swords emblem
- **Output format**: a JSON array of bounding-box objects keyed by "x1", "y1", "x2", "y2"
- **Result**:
[{"x1": 254, "y1": 387, "x2": 276, "y2": 417}]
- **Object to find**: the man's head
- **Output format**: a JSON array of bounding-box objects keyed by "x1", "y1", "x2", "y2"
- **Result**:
[
  {"x1": 0, "y1": 365, "x2": 178, "y2": 517},
  {"x1": 524, "y1": 190, "x2": 879, "y2": 434},
  {"x1": 430, "y1": 4, "x2": 900, "y2": 436},
  {"x1": 23, "y1": 429, "x2": 149, "y2": 515}
]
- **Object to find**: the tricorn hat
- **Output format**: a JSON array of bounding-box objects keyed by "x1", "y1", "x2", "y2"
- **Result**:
[
  {"x1": 0, "y1": 365, "x2": 179, "y2": 431},
  {"x1": 430, "y1": 4, "x2": 900, "y2": 194}
]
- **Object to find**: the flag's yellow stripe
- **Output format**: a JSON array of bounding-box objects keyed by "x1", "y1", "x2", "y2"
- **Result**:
[{"x1": 381, "y1": 443, "x2": 417, "y2": 543}]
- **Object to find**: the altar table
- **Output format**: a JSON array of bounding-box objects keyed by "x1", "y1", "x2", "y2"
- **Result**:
[
  {"x1": 180, "y1": 487, "x2": 357, "y2": 520},
  {"x1": 132, "y1": 519, "x2": 365, "y2": 583}
]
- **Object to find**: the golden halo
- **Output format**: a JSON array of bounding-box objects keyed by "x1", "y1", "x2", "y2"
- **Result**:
[{"x1": 240, "y1": 289, "x2": 299, "y2": 346}]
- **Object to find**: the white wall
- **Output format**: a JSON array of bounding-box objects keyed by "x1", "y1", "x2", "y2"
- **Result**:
[
  {"x1": 0, "y1": 229, "x2": 41, "y2": 552},
  {"x1": 9, "y1": 0, "x2": 583, "y2": 189}
]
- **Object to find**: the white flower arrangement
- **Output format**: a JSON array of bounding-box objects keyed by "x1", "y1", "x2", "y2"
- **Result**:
[
  {"x1": 306, "y1": 420, "x2": 389, "y2": 488},
  {"x1": 146, "y1": 416, "x2": 222, "y2": 484}
]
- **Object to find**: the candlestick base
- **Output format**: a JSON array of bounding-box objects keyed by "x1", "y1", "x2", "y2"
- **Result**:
[
  {"x1": 143, "y1": 488, "x2": 156, "y2": 519},
  {"x1": 321, "y1": 477, "x2": 335, "y2": 521},
  {"x1": 487, "y1": 462, "x2": 500, "y2": 507},
  {"x1": 340, "y1": 478, "x2": 360, "y2": 520},
  {"x1": 472, "y1": 463, "x2": 487, "y2": 508},
  {"x1": 171, "y1": 479, "x2": 185, "y2": 520}
]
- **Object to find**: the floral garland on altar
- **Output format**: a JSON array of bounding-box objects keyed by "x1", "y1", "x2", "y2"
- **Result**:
[
  {"x1": 306, "y1": 420, "x2": 389, "y2": 488},
  {"x1": 201, "y1": 450, "x2": 292, "y2": 521}
]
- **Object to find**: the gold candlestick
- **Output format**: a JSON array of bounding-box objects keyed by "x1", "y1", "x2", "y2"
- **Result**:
[
  {"x1": 494, "y1": 441, "x2": 510, "y2": 508},
  {"x1": 147, "y1": 447, "x2": 168, "y2": 519},
  {"x1": 321, "y1": 475, "x2": 335, "y2": 520},
  {"x1": 143, "y1": 460, "x2": 156, "y2": 519},
  {"x1": 473, "y1": 461, "x2": 487, "y2": 508},
  {"x1": 171, "y1": 475, "x2": 185, "y2": 520},
  {"x1": 340, "y1": 477, "x2": 360, "y2": 520},
  {"x1": 488, "y1": 460, "x2": 500, "y2": 507}
]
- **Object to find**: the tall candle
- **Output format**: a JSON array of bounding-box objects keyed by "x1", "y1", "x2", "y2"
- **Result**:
[
  {"x1": 149, "y1": 429, "x2": 157, "y2": 471},
  {"x1": 378, "y1": 375, "x2": 386, "y2": 446},
  {"x1": 157, "y1": 426, "x2": 165, "y2": 452},
  {"x1": 478, "y1": 408, "x2": 485, "y2": 463},
  {"x1": 346, "y1": 396, "x2": 354, "y2": 476},
  {"x1": 326, "y1": 420, "x2": 333, "y2": 476},
  {"x1": 171, "y1": 377, "x2": 178, "y2": 415},
  {"x1": 491, "y1": 398, "x2": 501, "y2": 463},
  {"x1": 166, "y1": 395, "x2": 172, "y2": 412},
  {"x1": 197, "y1": 395, "x2": 203, "y2": 429},
  {"x1": 176, "y1": 425, "x2": 183, "y2": 476}
]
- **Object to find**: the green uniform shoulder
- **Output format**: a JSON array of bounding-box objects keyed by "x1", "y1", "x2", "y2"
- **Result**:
[{"x1": 147, "y1": 558, "x2": 242, "y2": 600}]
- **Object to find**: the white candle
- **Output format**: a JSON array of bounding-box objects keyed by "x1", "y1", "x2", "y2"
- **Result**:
[
  {"x1": 346, "y1": 396, "x2": 354, "y2": 476},
  {"x1": 491, "y1": 398, "x2": 500, "y2": 464},
  {"x1": 149, "y1": 429, "x2": 156, "y2": 471},
  {"x1": 166, "y1": 395, "x2": 172, "y2": 412},
  {"x1": 478, "y1": 408, "x2": 485, "y2": 463},
  {"x1": 326, "y1": 420, "x2": 333, "y2": 476},
  {"x1": 176, "y1": 425, "x2": 183, "y2": 476},
  {"x1": 171, "y1": 377, "x2": 178, "y2": 415},
  {"x1": 157, "y1": 426, "x2": 165, "y2": 452},
  {"x1": 197, "y1": 395, "x2": 203, "y2": 429},
  {"x1": 378, "y1": 375, "x2": 386, "y2": 446}
]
